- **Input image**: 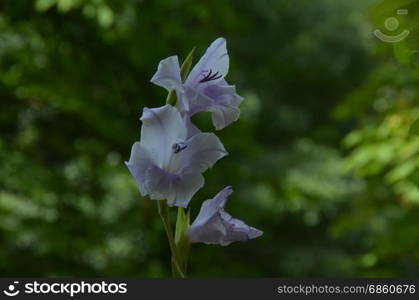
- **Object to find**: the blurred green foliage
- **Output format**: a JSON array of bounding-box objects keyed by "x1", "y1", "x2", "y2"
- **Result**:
[{"x1": 0, "y1": 0, "x2": 418, "y2": 277}]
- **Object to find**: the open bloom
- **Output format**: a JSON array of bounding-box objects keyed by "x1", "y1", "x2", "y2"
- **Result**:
[
  {"x1": 126, "y1": 104, "x2": 227, "y2": 207},
  {"x1": 188, "y1": 186, "x2": 263, "y2": 246},
  {"x1": 151, "y1": 38, "x2": 243, "y2": 133}
]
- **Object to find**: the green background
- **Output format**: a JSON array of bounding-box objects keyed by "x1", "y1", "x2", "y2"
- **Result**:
[{"x1": 1, "y1": 0, "x2": 419, "y2": 277}]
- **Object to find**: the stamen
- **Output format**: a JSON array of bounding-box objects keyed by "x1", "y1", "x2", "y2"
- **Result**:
[
  {"x1": 172, "y1": 142, "x2": 187, "y2": 154},
  {"x1": 199, "y1": 69, "x2": 222, "y2": 83}
]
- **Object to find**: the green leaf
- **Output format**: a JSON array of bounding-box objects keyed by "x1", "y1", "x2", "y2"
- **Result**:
[
  {"x1": 180, "y1": 47, "x2": 196, "y2": 81},
  {"x1": 175, "y1": 207, "x2": 190, "y2": 246}
]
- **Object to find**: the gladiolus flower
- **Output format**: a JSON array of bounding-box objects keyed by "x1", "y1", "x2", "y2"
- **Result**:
[
  {"x1": 126, "y1": 104, "x2": 227, "y2": 207},
  {"x1": 151, "y1": 38, "x2": 243, "y2": 133},
  {"x1": 188, "y1": 186, "x2": 263, "y2": 245}
]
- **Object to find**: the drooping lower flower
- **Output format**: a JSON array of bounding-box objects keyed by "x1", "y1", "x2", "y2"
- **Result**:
[
  {"x1": 150, "y1": 38, "x2": 243, "y2": 133},
  {"x1": 126, "y1": 104, "x2": 227, "y2": 207},
  {"x1": 188, "y1": 186, "x2": 263, "y2": 246}
]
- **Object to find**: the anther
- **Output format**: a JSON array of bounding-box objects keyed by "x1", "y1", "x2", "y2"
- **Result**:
[
  {"x1": 172, "y1": 142, "x2": 187, "y2": 154},
  {"x1": 199, "y1": 69, "x2": 222, "y2": 83}
]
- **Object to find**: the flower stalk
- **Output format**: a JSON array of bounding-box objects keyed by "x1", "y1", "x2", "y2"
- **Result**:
[
  {"x1": 157, "y1": 50, "x2": 196, "y2": 277},
  {"x1": 156, "y1": 200, "x2": 186, "y2": 277}
]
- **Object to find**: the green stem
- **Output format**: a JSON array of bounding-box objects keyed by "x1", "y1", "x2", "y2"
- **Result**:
[
  {"x1": 175, "y1": 207, "x2": 191, "y2": 273},
  {"x1": 157, "y1": 200, "x2": 185, "y2": 277}
]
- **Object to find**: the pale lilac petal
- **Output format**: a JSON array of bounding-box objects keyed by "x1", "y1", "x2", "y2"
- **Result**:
[
  {"x1": 188, "y1": 186, "x2": 263, "y2": 245},
  {"x1": 140, "y1": 105, "x2": 187, "y2": 169},
  {"x1": 219, "y1": 211, "x2": 263, "y2": 246},
  {"x1": 150, "y1": 56, "x2": 183, "y2": 92},
  {"x1": 166, "y1": 171, "x2": 204, "y2": 207},
  {"x1": 182, "y1": 86, "x2": 213, "y2": 115},
  {"x1": 125, "y1": 142, "x2": 205, "y2": 207},
  {"x1": 185, "y1": 38, "x2": 229, "y2": 87},
  {"x1": 125, "y1": 142, "x2": 154, "y2": 196},
  {"x1": 170, "y1": 38, "x2": 242, "y2": 130},
  {"x1": 190, "y1": 186, "x2": 232, "y2": 227},
  {"x1": 176, "y1": 90, "x2": 190, "y2": 113},
  {"x1": 203, "y1": 82, "x2": 243, "y2": 130},
  {"x1": 183, "y1": 115, "x2": 201, "y2": 138},
  {"x1": 183, "y1": 83, "x2": 243, "y2": 130},
  {"x1": 142, "y1": 166, "x2": 204, "y2": 207},
  {"x1": 189, "y1": 216, "x2": 227, "y2": 245},
  {"x1": 168, "y1": 132, "x2": 228, "y2": 174},
  {"x1": 127, "y1": 105, "x2": 223, "y2": 207}
]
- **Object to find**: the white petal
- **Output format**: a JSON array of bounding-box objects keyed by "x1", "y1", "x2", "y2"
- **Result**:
[
  {"x1": 168, "y1": 132, "x2": 228, "y2": 174},
  {"x1": 188, "y1": 186, "x2": 232, "y2": 244},
  {"x1": 210, "y1": 104, "x2": 241, "y2": 130},
  {"x1": 143, "y1": 166, "x2": 204, "y2": 207},
  {"x1": 190, "y1": 186, "x2": 233, "y2": 227},
  {"x1": 125, "y1": 142, "x2": 154, "y2": 196},
  {"x1": 150, "y1": 56, "x2": 183, "y2": 92},
  {"x1": 219, "y1": 211, "x2": 264, "y2": 246},
  {"x1": 182, "y1": 83, "x2": 243, "y2": 130},
  {"x1": 140, "y1": 105, "x2": 187, "y2": 169},
  {"x1": 166, "y1": 171, "x2": 205, "y2": 207},
  {"x1": 204, "y1": 82, "x2": 243, "y2": 130},
  {"x1": 183, "y1": 115, "x2": 201, "y2": 138},
  {"x1": 183, "y1": 86, "x2": 213, "y2": 115},
  {"x1": 188, "y1": 186, "x2": 263, "y2": 245},
  {"x1": 188, "y1": 215, "x2": 226, "y2": 244},
  {"x1": 185, "y1": 38, "x2": 229, "y2": 87}
]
